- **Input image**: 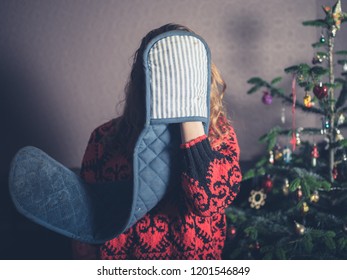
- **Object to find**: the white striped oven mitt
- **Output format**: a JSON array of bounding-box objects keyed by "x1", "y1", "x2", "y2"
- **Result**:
[{"x1": 146, "y1": 31, "x2": 211, "y2": 126}]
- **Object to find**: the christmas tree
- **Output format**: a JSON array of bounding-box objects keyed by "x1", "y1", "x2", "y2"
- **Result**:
[{"x1": 224, "y1": 0, "x2": 347, "y2": 259}]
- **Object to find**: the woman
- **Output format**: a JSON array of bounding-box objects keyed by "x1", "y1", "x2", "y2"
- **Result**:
[{"x1": 72, "y1": 23, "x2": 241, "y2": 260}]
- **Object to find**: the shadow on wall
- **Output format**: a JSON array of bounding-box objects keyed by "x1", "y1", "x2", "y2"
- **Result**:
[
  {"x1": 0, "y1": 48, "x2": 71, "y2": 259},
  {"x1": 227, "y1": 12, "x2": 263, "y2": 65},
  {"x1": 224, "y1": 10, "x2": 284, "y2": 136}
]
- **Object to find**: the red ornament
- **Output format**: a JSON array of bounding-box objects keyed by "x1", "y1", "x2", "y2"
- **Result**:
[
  {"x1": 249, "y1": 241, "x2": 261, "y2": 251},
  {"x1": 333, "y1": 166, "x2": 338, "y2": 180},
  {"x1": 311, "y1": 144, "x2": 319, "y2": 158},
  {"x1": 296, "y1": 186, "x2": 303, "y2": 200},
  {"x1": 262, "y1": 175, "x2": 273, "y2": 192},
  {"x1": 311, "y1": 143, "x2": 319, "y2": 167},
  {"x1": 229, "y1": 226, "x2": 237, "y2": 238},
  {"x1": 313, "y1": 83, "x2": 328, "y2": 100},
  {"x1": 262, "y1": 91, "x2": 273, "y2": 105}
]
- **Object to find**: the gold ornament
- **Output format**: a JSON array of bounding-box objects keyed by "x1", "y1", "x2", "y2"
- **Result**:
[
  {"x1": 295, "y1": 132, "x2": 301, "y2": 145},
  {"x1": 301, "y1": 202, "x2": 310, "y2": 214},
  {"x1": 249, "y1": 189, "x2": 267, "y2": 209},
  {"x1": 335, "y1": 129, "x2": 344, "y2": 141},
  {"x1": 282, "y1": 178, "x2": 290, "y2": 196},
  {"x1": 296, "y1": 127, "x2": 303, "y2": 146},
  {"x1": 336, "y1": 134, "x2": 344, "y2": 141},
  {"x1": 295, "y1": 221, "x2": 306, "y2": 235},
  {"x1": 332, "y1": 0, "x2": 343, "y2": 30},
  {"x1": 331, "y1": 26, "x2": 337, "y2": 37},
  {"x1": 297, "y1": 74, "x2": 305, "y2": 82},
  {"x1": 338, "y1": 114, "x2": 345, "y2": 125},
  {"x1": 275, "y1": 151, "x2": 283, "y2": 161},
  {"x1": 303, "y1": 93, "x2": 313, "y2": 108},
  {"x1": 310, "y1": 191, "x2": 320, "y2": 203}
]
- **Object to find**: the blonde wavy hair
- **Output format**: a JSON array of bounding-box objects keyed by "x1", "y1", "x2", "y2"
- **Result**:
[{"x1": 106, "y1": 23, "x2": 230, "y2": 155}]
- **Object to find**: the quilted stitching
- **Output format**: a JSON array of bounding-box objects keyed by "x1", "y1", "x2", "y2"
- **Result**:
[
  {"x1": 9, "y1": 147, "x2": 95, "y2": 241},
  {"x1": 129, "y1": 124, "x2": 181, "y2": 228}
]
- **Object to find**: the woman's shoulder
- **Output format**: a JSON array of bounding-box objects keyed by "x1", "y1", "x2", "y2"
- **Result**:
[{"x1": 87, "y1": 117, "x2": 121, "y2": 144}]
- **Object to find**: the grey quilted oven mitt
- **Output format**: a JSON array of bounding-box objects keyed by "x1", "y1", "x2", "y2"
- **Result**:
[{"x1": 9, "y1": 30, "x2": 211, "y2": 244}]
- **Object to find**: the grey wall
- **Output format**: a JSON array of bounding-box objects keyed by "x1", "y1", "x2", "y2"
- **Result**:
[
  {"x1": 4, "y1": 0, "x2": 344, "y2": 166},
  {"x1": 1, "y1": 0, "x2": 347, "y2": 258}
]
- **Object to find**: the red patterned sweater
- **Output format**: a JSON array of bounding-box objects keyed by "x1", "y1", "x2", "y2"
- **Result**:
[{"x1": 73, "y1": 117, "x2": 241, "y2": 260}]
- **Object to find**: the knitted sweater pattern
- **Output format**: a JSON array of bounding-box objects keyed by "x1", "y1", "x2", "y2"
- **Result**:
[{"x1": 78, "y1": 118, "x2": 241, "y2": 260}]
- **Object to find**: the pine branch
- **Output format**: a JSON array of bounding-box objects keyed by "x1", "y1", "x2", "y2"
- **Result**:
[
  {"x1": 276, "y1": 127, "x2": 322, "y2": 136},
  {"x1": 302, "y1": 19, "x2": 328, "y2": 27},
  {"x1": 337, "y1": 59, "x2": 347, "y2": 65},
  {"x1": 278, "y1": 92, "x2": 325, "y2": 115},
  {"x1": 335, "y1": 50, "x2": 347, "y2": 55},
  {"x1": 271, "y1": 77, "x2": 282, "y2": 85},
  {"x1": 338, "y1": 106, "x2": 347, "y2": 113},
  {"x1": 312, "y1": 42, "x2": 328, "y2": 48},
  {"x1": 247, "y1": 75, "x2": 325, "y2": 115},
  {"x1": 337, "y1": 122, "x2": 347, "y2": 129},
  {"x1": 331, "y1": 139, "x2": 347, "y2": 148},
  {"x1": 291, "y1": 167, "x2": 331, "y2": 188}
]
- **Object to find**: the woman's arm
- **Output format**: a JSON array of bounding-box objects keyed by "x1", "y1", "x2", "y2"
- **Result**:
[
  {"x1": 180, "y1": 119, "x2": 242, "y2": 217},
  {"x1": 180, "y1": 122, "x2": 205, "y2": 143}
]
